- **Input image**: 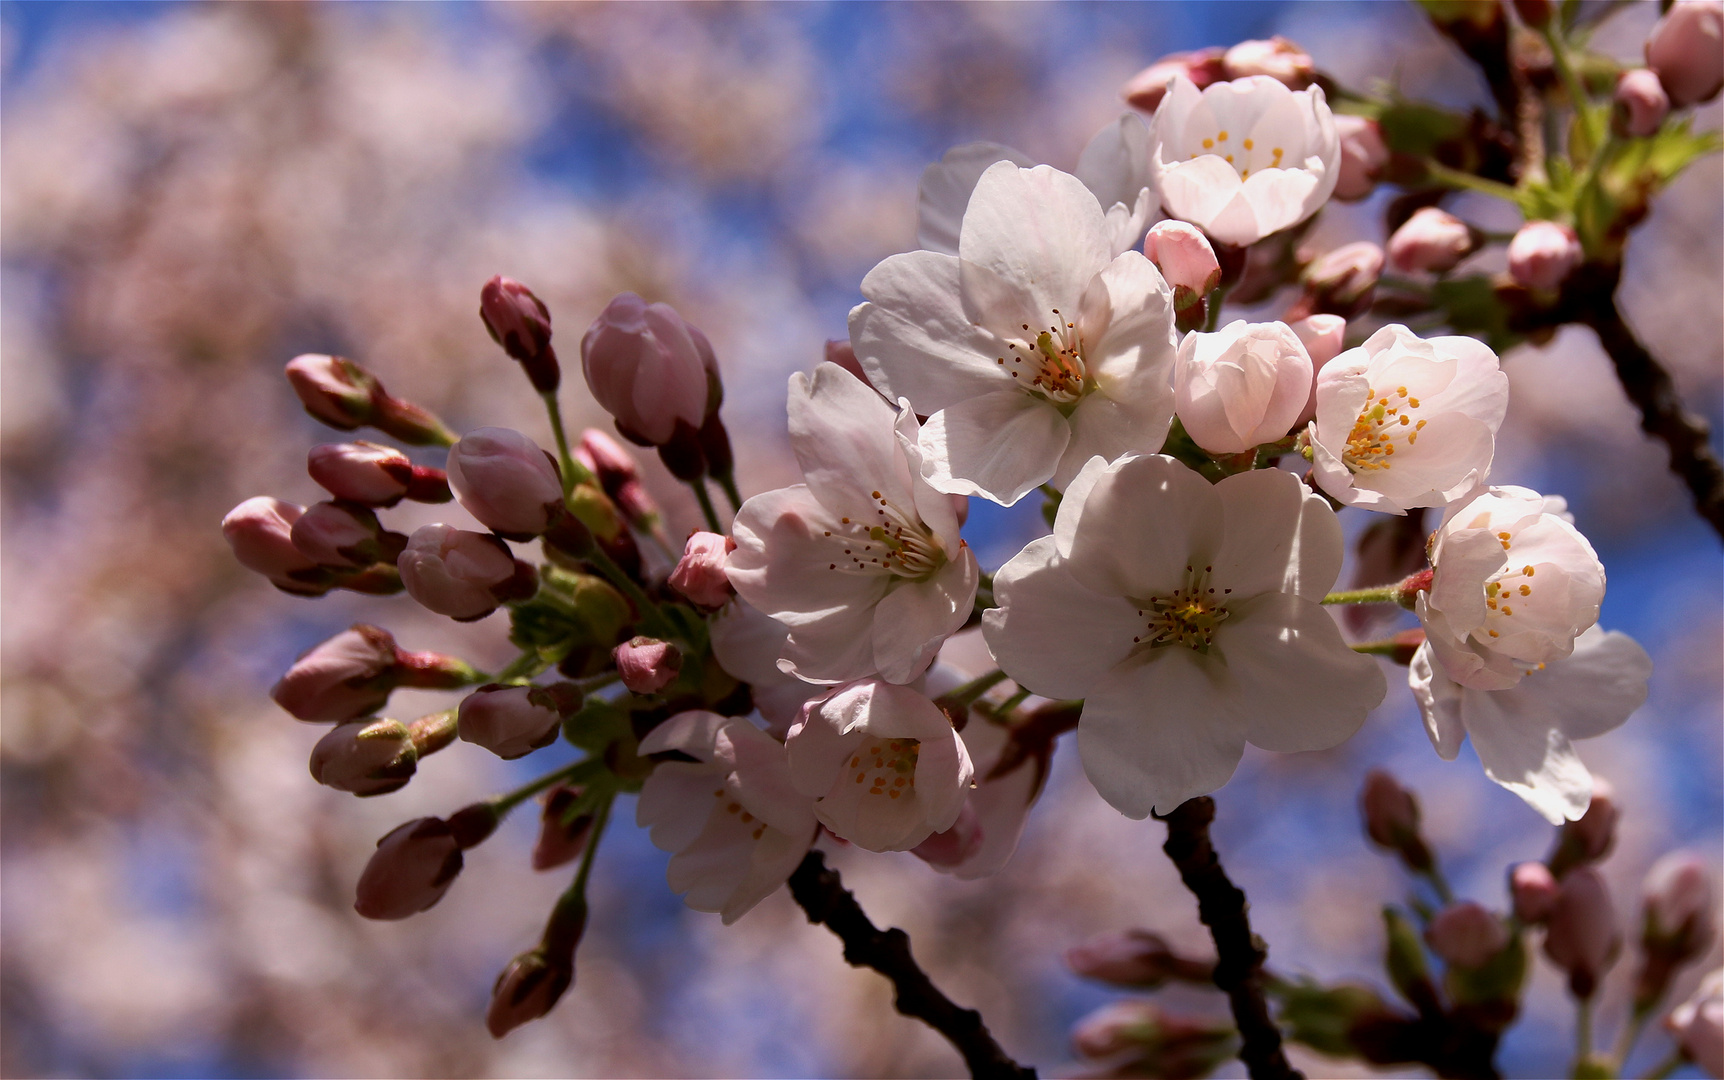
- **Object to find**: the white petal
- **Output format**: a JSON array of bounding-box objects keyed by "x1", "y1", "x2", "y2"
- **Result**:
[
  {"x1": 919, "y1": 391, "x2": 1070, "y2": 506},
  {"x1": 720, "y1": 823, "x2": 813, "y2": 924},
  {"x1": 719, "y1": 722, "x2": 817, "y2": 837},
  {"x1": 1062, "y1": 454, "x2": 1221, "y2": 601},
  {"x1": 638, "y1": 760, "x2": 726, "y2": 853},
  {"x1": 958, "y1": 162, "x2": 1113, "y2": 333},
  {"x1": 1536, "y1": 627, "x2": 1651, "y2": 739},
  {"x1": 1080, "y1": 250, "x2": 1180, "y2": 409},
  {"x1": 1076, "y1": 114, "x2": 1153, "y2": 253},
  {"x1": 981, "y1": 536, "x2": 1139, "y2": 700},
  {"x1": 1409, "y1": 642, "x2": 1467, "y2": 760},
  {"x1": 788, "y1": 365, "x2": 917, "y2": 518},
  {"x1": 1055, "y1": 391, "x2": 1174, "y2": 490},
  {"x1": 1155, "y1": 156, "x2": 1245, "y2": 235},
  {"x1": 917, "y1": 141, "x2": 1037, "y2": 256},
  {"x1": 852, "y1": 252, "x2": 1014, "y2": 411},
  {"x1": 871, "y1": 548, "x2": 979, "y2": 684},
  {"x1": 637, "y1": 709, "x2": 729, "y2": 758},
  {"x1": 1461, "y1": 694, "x2": 1594, "y2": 824},
  {"x1": 1210, "y1": 467, "x2": 1307, "y2": 598},
  {"x1": 780, "y1": 601, "x2": 886, "y2": 685}
]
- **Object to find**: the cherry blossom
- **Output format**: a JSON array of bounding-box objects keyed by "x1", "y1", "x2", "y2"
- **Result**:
[
  {"x1": 853, "y1": 162, "x2": 1178, "y2": 505},
  {"x1": 635, "y1": 711, "x2": 816, "y2": 924},
  {"x1": 1174, "y1": 320, "x2": 1313, "y2": 455},
  {"x1": 917, "y1": 710, "x2": 1044, "y2": 879},
  {"x1": 1147, "y1": 75, "x2": 1340, "y2": 247},
  {"x1": 708, "y1": 600, "x2": 824, "y2": 737},
  {"x1": 1409, "y1": 626, "x2": 1648, "y2": 823},
  {"x1": 1307, "y1": 324, "x2": 1509, "y2": 513},
  {"x1": 785, "y1": 679, "x2": 974, "y2": 851},
  {"x1": 983, "y1": 454, "x2": 1385, "y2": 817},
  {"x1": 1418, "y1": 485, "x2": 1606, "y2": 689},
  {"x1": 726, "y1": 363, "x2": 978, "y2": 685}
]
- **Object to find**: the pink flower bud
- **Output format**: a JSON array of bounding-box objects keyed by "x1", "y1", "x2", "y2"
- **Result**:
[
  {"x1": 1297, "y1": 241, "x2": 1384, "y2": 318},
  {"x1": 1644, "y1": 852, "x2": 1716, "y2": 954},
  {"x1": 1666, "y1": 970, "x2": 1724, "y2": 1078},
  {"x1": 574, "y1": 428, "x2": 663, "y2": 534},
  {"x1": 479, "y1": 276, "x2": 558, "y2": 392},
  {"x1": 290, "y1": 500, "x2": 397, "y2": 568},
  {"x1": 1388, "y1": 207, "x2": 1476, "y2": 274},
  {"x1": 1066, "y1": 929, "x2": 1214, "y2": 988},
  {"x1": 285, "y1": 354, "x2": 378, "y2": 430},
  {"x1": 307, "y1": 442, "x2": 414, "y2": 506},
  {"x1": 1647, "y1": 0, "x2": 1724, "y2": 107},
  {"x1": 456, "y1": 683, "x2": 569, "y2": 759},
  {"x1": 579, "y1": 292, "x2": 709, "y2": 447},
  {"x1": 668, "y1": 531, "x2": 736, "y2": 608},
  {"x1": 271, "y1": 625, "x2": 399, "y2": 722},
  {"x1": 446, "y1": 427, "x2": 564, "y2": 539},
  {"x1": 398, "y1": 524, "x2": 534, "y2": 621},
  {"x1": 309, "y1": 717, "x2": 417, "y2": 796},
  {"x1": 614, "y1": 636, "x2": 683, "y2": 695},
  {"x1": 1552, "y1": 778, "x2": 1620, "y2": 875},
  {"x1": 354, "y1": 817, "x2": 464, "y2": 920},
  {"x1": 1544, "y1": 866, "x2": 1622, "y2": 999},
  {"x1": 1121, "y1": 48, "x2": 1227, "y2": 112},
  {"x1": 1426, "y1": 901, "x2": 1510, "y2": 968},
  {"x1": 1071, "y1": 1001, "x2": 1236, "y2": 1075},
  {"x1": 1511, "y1": 861, "x2": 1561, "y2": 923},
  {"x1": 911, "y1": 801, "x2": 984, "y2": 869},
  {"x1": 1615, "y1": 69, "x2": 1672, "y2": 137},
  {"x1": 1334, "y1": 114, "x2": 1391, "y2": 201},
  {"x1": 1175, "y1": 320, "x2": 1313, "y2": 455},
  {"x1": 1144, "y1": 221, "x2": 1222, "y2": 309},
  {"x1": 1507, "y1": 221, "x2": 1583, "y2": 291},
  {"x1": 487, "y1": 948, "x2": 576, "y2": 1038},
  {"x1": 222, "y1": 496, "x2": 328, "y2": 594},
  {"x1": 1291, "y1": 314, "x2": 1347, "y2": 426},
  {"x1": 1223, "y1": 37, "x2": 1315, "y2": 87},
  {"x1": 1360, "y1": 769, "x2": 1421, "y2": 849},
  {"x1": 532, "y1": 785, "x2": 596, "y2": 871}
]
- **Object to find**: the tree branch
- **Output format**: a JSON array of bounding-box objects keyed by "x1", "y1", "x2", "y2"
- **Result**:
[
  {"x1": 1159, "y1": 797, "x2": 1302, "y2": 1080},
  {"x1": 787, "y1": 851, "x2": 1036, "y2": 1080}
]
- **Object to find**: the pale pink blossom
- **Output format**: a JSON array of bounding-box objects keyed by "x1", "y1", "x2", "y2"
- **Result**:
[
  {"x1": 353, "y1": 817, "x2": 464, "y2": 920},
  {"x1": 984, "y1": 455, "x2": 1384, "y2": 817},
  {"x1": 270, "y1": 624, "x2": 398, "y2": 722},
  {"x1": 1223, "y1": 37, "x2": 1314, "y2": 87},
  {"x1": 1615, "y1": 69, "x2": 1671, "y2": 137},
  {"x1": 398, "y1": 524, "x2": 531, "y2": 620},
  {"x1": 1507, "y1": 221, "x2": 1583, "y2": 291},
  {"x1": 1426, "y1": 902, "x2": 1510, "y2": 968},
  {"x1": 1122, "y1": 48, "x2": 1227, "y2": 113},
  {"x1": 909, "y1": 802, "x2": 984, "y2": 870},
  {"x1": 1647, "y1": 1, "x2": 1724, "y2": 107},
  {"x1": 1143, "y1": 220, "x2": 1221, "y2": 308},
  {"x1": 1544, "y1": 866, "x2": 1621, "y2": 998},
  {"x1": 614, "y1": 636, "x2": 683, "y2": 694},
  {"x1": 222, "y1": 496, "x2": 326, "y2": 594},
  {"x1": 1512, "y1": 862, "x2": 1561, "y2": 923},
  {"x1": 446, "y1": 427, "x2": 563, "y2": 538},
  {"x1": 727, "y1": 364, "x2": 978, "y2": 685},
  {"x1": 1148, "y1": 76, "x2": 1340, "y2": 247},
  {"x1": 786, "y1": 679, "x2": 974, "y2": 851},
  {"x1": 636, "y1": 711, "x2": 817, "y2": 923},
  {"x1": 1174, "y1": 319, "x2": 1312, "y2": 455},
  {"x1": 1388, "y1": 207, "x2": 1475, "y2": 273},
  {"x1": 1308, "y1": 324, "x2": 1509, "y2": 513},
  {"x1": 855, "y1": 162, "x2": 1178, "y2": 505},
  {"x1": 1667, "y1": 970, "x2": 1724, "y2": 1078},
  {"x1": 708, "y1": 600, "x2": 825, "y2": 738},
  {"x1": 1333, "y1": 114, "x2": 1390, "y2": 201},
  {"x1": 668, "y1": 531, "x2": 736, "y2": 608},
  {"x1": 1417, "y1": 486, "x2": 1606, "y2": 690},
  {"x1": 912, "y1": 707, "x2": 1045, "y2": 879},
  {"x1": 579, "y1": 293, "x2": 709, "y2": 446},
  {"x1": 309, "y1": 717, "x2": 417, "y2": 796},
  {"x1": 457, "y1": 684, "x2": 571, "y2": 759}
]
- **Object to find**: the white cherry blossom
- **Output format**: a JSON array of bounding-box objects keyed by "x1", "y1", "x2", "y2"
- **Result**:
[
  {"x1": 1410, "y1": 626, "x2": 1650, "y2": 824},
  {"x1": 853, "y1": 162, "x2": 1178, "y2": 505},
  {"x1": 786, "y1": 679, "x2": 974, "y2": 852},
  {"x1": 1307, "y1": 325, "x2": 1509, "y2": 513},
  {"x1": 1419, "y1": 486, "x2": 1606, "y2": 690},
  {"x1": 727, "y1": 364, "x2": 978, "y2": 685},
  {"x1": 1148, "y1": 75, "x2": 1339, "y2": 248},
  {"x1": 636, "y1": 711, "x2": 817, "y2": 924},
  {"x1": 983, "y1": 454, "x2": 1385, "y2": 817},
  {"x1": 708, "y1": 600, "x2": 823, "y2": 737}
]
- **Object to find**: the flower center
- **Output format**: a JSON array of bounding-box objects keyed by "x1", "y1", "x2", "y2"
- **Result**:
[
  {"x1": 995, "y1": 309, "x2": 1088, "y2": 405},
  {"x1": 849, "y1": 738, "x2": 918, "y2": 800},
  {"x1": 820, "y1": 491, "x2": 947, "y2": 581},
  {"x1": 1477, "y1": 558, "x2": 1538, "y2": 642},
  {"x1": 1184, "y1": 129, "x2": 1285, "y2": 179},
  {"x1": 1131, "y1": 565, "x2": 1232, "y2": 654},
  {"x1": 712, "y1": 787, "x2": 766, "y2": 840},
  {"x1": 1343, "y1": 384, "x2": 1427, "y2": 473}
]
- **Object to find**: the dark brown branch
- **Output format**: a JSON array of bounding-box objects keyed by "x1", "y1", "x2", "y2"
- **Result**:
[
  {"x1": 1158, "y1": 797, "x2": 1301, "y2": 1080},
  {"x1": 787, "y1": 851, "x2": 1036, "y2": 1080}
]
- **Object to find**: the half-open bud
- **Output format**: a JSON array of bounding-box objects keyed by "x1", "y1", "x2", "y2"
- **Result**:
[
  {"x1": 1223, "y1": 36, "x2": 1314, "y2": 86},
  {"x1": 1065, "y1": 929, "x2": 1215, "y2": 988},
  {"x1": 1174, "y1": 320, "x2": 1312, "y2": 455},
  {"x1": 668, "y1": 532, "x2": 736, "y2": 608},
  {"x1": 1388, "y1": 207, "x2": 1476, "y2": 274},
  {"x1": 457, "y1": 683, "x2": 578, "y2": 759},
  {"x1": 310, "y1": 717, "x2": 418, "y2": 796},
  {"x1": 1665, "y1": 969, "x2": 1723, "y2": 1078},
  {"x1": 222, "y1": 496, "x2": 330, "y2": 595},
  {"x1": 480, "y1": 276, "x2": 559, "y2": 392},
  {"x1": 1144, "y1": 221, "x2": 1221, "y2": 311},
  {"x1": 447, "y1": 427, "x2": 564, "y2": 539},
  {"x1": 354, "y1": 817, "x2": 464, "y2": 920},
  {"x1": 614, "y1": 636, "x2": 682, "y2": 694},
  {"x1": 1333, "y1": 115, "x2": 1390, "y2": 201},
  {"x1": 1070, "y1": 1001, "x2": 1238, "y2": 1076},
  {"x1": 1646, "y1": 0, "x2": 1724, "y2": 107},
  {"x1": 1121, "y1": 48, "x2": 1227, "y2": 112},
  {"x1": 1545, "y1": 866, "x2": 1622, "y2": 999},
  {"x1": 398, "y1": 525, "x2": 537, "y2": 620},
  {"x1": 1511, "y1": 861, "x2": 1561, "y2": 923},
  {"x1": 1426, "y1": 902, "x2": 1510, "y2": 968},
  {"x1": 487, "y1": 947, "x2": 576, "y2": 1038},
  {"x1": 580, "y1": 293, "x2": 709, "y2": 448},
  {"x1": 290, "y1": 500, "x2": 404, "y2": 569},
  {"x1": 1636, "y1": 852, "x2": 1718, "y2": 1012},
  {"x1": 1507, "y1": 221, "x2": 1583, "y2": 292}
]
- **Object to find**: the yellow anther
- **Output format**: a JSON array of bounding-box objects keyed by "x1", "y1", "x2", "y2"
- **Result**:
[
  {"x1": 1397, "y1": 386, "x2": 1408, "y2": 396},
  {"x1": 1523, "y1": 565, "x2": 1534, "y2": 576},
  {"x1": 1243, "y1": 138, "x2": 1254, "y2": 149},
  {"x1": 1519, "y1": 584, "x2": 1531, "y2": 596},
  {"x1": 1218, "y1": 130, "x2": 1229, "y2": 140},
  {"x1": 1202, "y1": 138, "x2": 1214, "y2": 149}
]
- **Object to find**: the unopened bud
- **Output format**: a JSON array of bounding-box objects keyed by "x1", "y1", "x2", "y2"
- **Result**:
[
  {"x1": 1511, "y1": 861, "x2": 1561, "y2": 923},
  {"x1": 398, "y1": 524, "x2": 536, "y2": 621},
  {"x1": 580, "y1": 292, "x2": 710, "y2": 448},
  {"x1": 457, "y1": 683, "x2": 577, "y2": 760},
  {"x1": 1071, "y1": 1000, "x2": 1237, "y2": 1075},
  {"x1": 1292, "y1": 314, "x2": 1347, "y2": 426},
  {"x1": 1615, "y1": 69, "x2": 1672, "y2": 138},
  {"x1": 1360, "y1": 769, "x2": 1432, "y2": 870},
  {"x1": 1223, "y1": 36, "x2": 1314, "y2": 87},
  {"x1": 286, "y1": 354, "x2": 378, "y2": 430},
  {"x1": 1144, "y1": 221, "x2": 1222, "y2": 310},
  {"x1": 222, "y1": 496, "x2": 329, "y2": 595},
  {"x1": 1121, "y1": 48, "x2": 1227, "y2": 112},
  {"x1": 668, "y1": 531, "x2": 736, "y2": 608},
  {"x1": 1297, "y1": 241, "x2": 1384, "y2": 320},
  {"x1": 271, "y1": 624, "x2": 399, "y2": 722},
  {"x1": 911, "y1": 801, "x2": 984, "y2": 870},
  {"x1": 1066, "y1": 928, "x2": 1215, "y2": 988},
  {"x1": 1665, "y1": 969, "x2": 1724, "y2": 1078},
  {"x1": 354, "y1": 817, "x2": 464, "y2": 920},
  {"x1": 576, "y1": 429, "x2": 663, "y2": 534},
  {"x1": 532, "y1": 785, "x2": 596, "y2": 871},
  {"x1": 309, "y1": 717, "x2": 417, "y2": 796},
  {"x1": 290, "y1": 500, "x2": 402, "y2": 569},
  {"x1": 1388, "y1": 207, "x2": 1476, "y2": 274},
  {"x1": 447, "y1": 427, "x2": 564, "y2": 539},
  {"x1": 308, "y1": 442, "x2": 416, "y2": 506},
  {"x1": 1334, "y1": 114, "x2": 1391, "y2": 201},
  {"x1": 1507, "y1": 221, "x2": 1583, "y2": 292},
  {"x1": 487, "y1": 947, "x2": 576, "y2": 1038},
  {"x1": 614, "y1": 636, "x2": 683, "y2": 695},
  {"x1": 1545, "y1": 866, "x2": 1622, "y2": 999},
  {"x1": 1646, "y1": 1, "x2": 1724, "y2": 107},
  {"x1": 480, "y1": 276, "x2": 559, "y2": 392},
  {"x1": 1426, "y1": 902, "x2": 1511, "y2": 968},
  {"x1": 1636, "y1": 853, "x2": 1718, "y2": 1012},
  {"x1": 1550, "y1": 778, "x2": 1619, "y2": 877}
]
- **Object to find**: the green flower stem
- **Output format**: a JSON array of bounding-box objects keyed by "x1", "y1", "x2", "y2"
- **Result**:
[
  {"x1": 1576, "y1": 994, "x2": 1596, "y2": 1065},
  {"x1": 493, "y1": 649, "x2": 551, "y2": 685},
  {"x1": 1420, "y1": 863, "x2": 1456, "y2": 907},
  {"x1": 1351, "y1": 639, "x2": 1406, "y2": 657},
  {"x1": 992, "y1": 687, "x2": 1032, "y2": 718},
  {"x1": 715, "y1": 470, "x2": 744, "y2": 515},
  {"x1": 1202, "y1": 284, "x2": 1231, "y2": 333},
  {"x1": 1322, "y1": 585, "x2": 1404, "y2": 606},
  {"x1": 1423, "y1": 159, "x2": 1523, "y2": 204},
  {"x1": 568, "y1": 789, "x2": 614, "y2": 903},
  {"x1": 689, "y1": 479, "x2": 723, "y2": 533},
  {"x1": 1542, "y1": 24, "x2": 1605, "y2": 151},
  {"x1": 1612, "y1": 1004, "x2": 1654, "y2": 1075},
  {"x1": 493, "y1": 757, "x2": 608, "y2": 818},
  {"x1": 941, "y1": 669, "x2": 1008, "y2": 709},
  {"x1": 540, "y1": 390, "x2": 594, "y2": 497},
  {"x1": 584, "y1": 542, "x2": 678, "y2": 640}
]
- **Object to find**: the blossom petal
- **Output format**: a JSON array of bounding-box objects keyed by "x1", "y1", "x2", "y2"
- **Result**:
[
  {"x1": 1075, "y1": 114, "x2": 1153, "y2": 254},
  {"x1": 1210, "y1": 467, "x2": 1306, "y2": 598},
  {"x1": 1536, "y1": 627, "x2": 1651, "y2": 739},
  {"x1": 1080, "y1": 250, "x2": 1179, "y2": 409},
  {"x1": 1462, "y1": 695, "x2": 1595, "y2": 825},
  {"x1": 788, "y1": 365, "x2": 916, "y2": 517},
  {"x1": 852, "y1": 251, "x2": 1014, "y2": 412},
  {"x1": 1055, "y1": 391, "x2": 1174, "y2": 491},
  {"x1": 982, "y1": 536, "x2": 1139, "y2": 700},
  {"x1": 917, "y1": 141, "x2": 1037, "y2": 256},
  {"x1": 1155, "y1": 156, "x2": 1244, "y2": 235},
  {"x1": 872, "y1": 547, "x2": 979, "y2": 684},
  {"x1": 639, "y1": 760, "x2": 726, "y2": 852},
  {"x1": 1409, "y1": 642, "x2": 1467, "y2": 760},
  {"x1": 958, "y1": 162, "x2": 1113, "y2": 333},
  {"x1": 720, "y1": 824, "x2": 812, "y2": 925},
  {"x1": 919, "y1": 390, "x2": 1070, "y2": 506},
  {"x1": 1062, "y1": 454, "x2": 1221, "y2": 601}
]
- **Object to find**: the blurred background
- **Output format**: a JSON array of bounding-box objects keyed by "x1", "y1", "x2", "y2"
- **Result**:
[{"x1": 1, "y1": 2, "x2": 1718, "y2": 1077}]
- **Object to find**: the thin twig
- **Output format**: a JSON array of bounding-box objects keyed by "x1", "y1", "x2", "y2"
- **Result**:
[
  {"x1": 787, "y1": 851, "x2": 1036, "y2": 1080},
  {"x1": 1159, "y1": 797, "x2": 1302, "y2": 1080}
]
